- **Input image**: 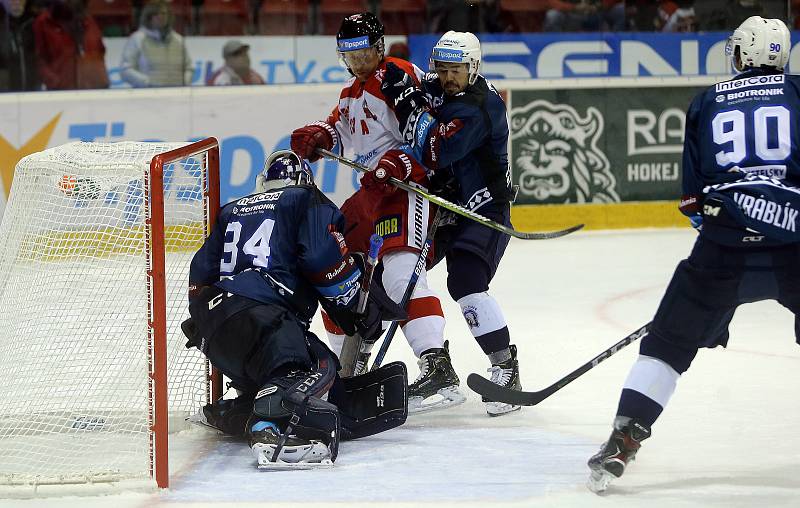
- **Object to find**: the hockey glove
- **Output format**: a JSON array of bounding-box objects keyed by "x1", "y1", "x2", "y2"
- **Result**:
[
  {"x1": 360, "y1": 149, "x2": 414, "y2": 195},
  {"x1": 354, "y1": 284, "x2": 406, "y2": 344},
  {"x1": 290, "y1": 122, "x2": 338, "y2": 162},
  {"x1": 679, "y1": 194, "x2": 703, "y2": 230},
  {"x1": 325, "y1": 277, "x2": 406, "y2": 345},
  {"x1": 380, "y1": 62, "x2": 429, "y2": 144}
]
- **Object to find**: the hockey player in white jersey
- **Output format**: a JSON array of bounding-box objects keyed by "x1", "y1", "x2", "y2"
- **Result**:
[{"x1": 290, "y1": 12, "x2": 465, "y2": 413}]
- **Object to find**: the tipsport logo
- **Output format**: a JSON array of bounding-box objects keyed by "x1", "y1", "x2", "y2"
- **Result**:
[{"x1": 338, "y1": 36, "x2": 370, "y2": 52}]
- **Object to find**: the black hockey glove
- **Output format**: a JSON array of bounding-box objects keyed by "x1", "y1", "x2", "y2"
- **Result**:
[
  {"x1": 324, "y1": 276, "x2": 406, "y2": 344},
  {"x1": 354, "y1": 285, "x2": 405, "y2": 344},
  {"x1": 380, "y1": 62, "x2": 430, "y2": 144}
]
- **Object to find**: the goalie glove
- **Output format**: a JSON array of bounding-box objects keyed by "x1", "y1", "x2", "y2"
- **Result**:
[{"x1": 380, "y1": 62, "x2": 430, "y2": 145}]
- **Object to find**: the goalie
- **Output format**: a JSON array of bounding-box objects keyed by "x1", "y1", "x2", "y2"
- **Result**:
[{"x1": 182, "y1": 150, "x2": 409, "y2": 469}]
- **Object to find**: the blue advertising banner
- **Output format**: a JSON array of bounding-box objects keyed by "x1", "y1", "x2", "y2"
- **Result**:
[{"x1": 409, "y1": 32, "x2": 800, "y2": 79}]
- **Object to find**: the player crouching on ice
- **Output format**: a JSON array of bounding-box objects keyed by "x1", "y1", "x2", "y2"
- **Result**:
[
  {"x1": 182, "y1": 150, "x2": 409, "y2": 469},
  {"x1": 588, "y1": 17, "x2": 800, "y2": 492}
]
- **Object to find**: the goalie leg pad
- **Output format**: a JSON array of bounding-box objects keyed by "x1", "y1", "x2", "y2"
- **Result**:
[{"x1": 328, "y1": 361, "x2": 408, "y2": 440}]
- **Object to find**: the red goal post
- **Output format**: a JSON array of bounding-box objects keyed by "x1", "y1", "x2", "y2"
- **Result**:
[
  {"x1": 149, "y1": 138, "x2": 223, "y2": 488},
  {"x1": 0, "y1": 138, "x2": 223, "y2": 489}
]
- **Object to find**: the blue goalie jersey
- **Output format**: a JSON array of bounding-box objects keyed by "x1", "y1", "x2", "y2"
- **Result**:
[
  {"x1": 683, "y1": 69, "x2": 800, "y2": 199},
  {"x1": 189, "y1": 185, "x2": 362, "y2": 323}
]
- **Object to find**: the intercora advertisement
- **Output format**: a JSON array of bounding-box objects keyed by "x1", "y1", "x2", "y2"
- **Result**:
[{"x1": 507, "y1": 84, "x2": 705, "y2": 206}]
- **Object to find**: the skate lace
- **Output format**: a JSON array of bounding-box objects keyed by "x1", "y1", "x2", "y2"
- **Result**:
[
  {"x1": 487, "y1": 365, "x2": 512, "y2": 386},
  {"x1": 412, "y1": 356, "x2": 431, "y2": 384}
]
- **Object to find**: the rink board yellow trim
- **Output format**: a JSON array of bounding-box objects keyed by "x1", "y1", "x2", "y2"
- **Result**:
[{"x1": 511, "y1": 201, "x2": 689, "y2": 231}]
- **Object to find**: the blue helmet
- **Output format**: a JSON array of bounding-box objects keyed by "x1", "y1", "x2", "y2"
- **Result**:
[{"x1": 255, "y1": 150, "x2": 314, "y2": 192}]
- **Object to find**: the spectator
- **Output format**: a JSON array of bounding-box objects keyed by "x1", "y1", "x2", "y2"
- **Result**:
[
  {"x1": 626, "y1": 0, "x2": 661, "y2": 30},
  {"x1": 33, "y1": 0, "x2": 108, "y2": 90},
  {"x1": 120, "y1": 0, "x2": 192, "y2": 88},
  {"x1": 543, "y1": 0, "x2": 602, "y2": 32},
  {"x1": 602, "y1": 0, "x2": 625, "y2": 30},
  {"x1": 429, "y1": 0, "x2": 491, "y2": 33},
  {"x1": 661, "y1": 6, "x2": 695, "y2": 32},
  {"x1": 387, "y1": 41, "x2": 409, "y2": 61},
  {"x1": 698, "y1": 0, "x2": 765, "y2": 31},
  {"x1": 0, "y1": 0, "x2": 40, "y2": 91},
  {"x1": 207, "y1": 40, "x2": 265, "y2": 85}
]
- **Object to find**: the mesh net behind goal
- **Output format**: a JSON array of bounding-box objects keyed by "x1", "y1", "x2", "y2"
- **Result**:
[{"x1": 0, "y1": 140, "x2": 219, "y2": 486}]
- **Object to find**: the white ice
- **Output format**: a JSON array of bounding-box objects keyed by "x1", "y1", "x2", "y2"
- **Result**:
[{"x1": 3, "y1": 228, "x2": 799, "y2": 508}]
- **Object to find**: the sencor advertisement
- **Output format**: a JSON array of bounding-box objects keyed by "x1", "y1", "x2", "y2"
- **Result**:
[{"x1": 410, "y1": 32, "x2": 800, "y2": 79}]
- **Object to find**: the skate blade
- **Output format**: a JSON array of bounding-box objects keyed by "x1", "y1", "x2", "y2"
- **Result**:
[
  {"x1": 257, "y1": 460, "x2": 334, "y2": 471},
  {"x1": 587, "y1": 469, "x2": 614, "y2": 494},
  {"x1": 485, "y1": 401, "x2": 521, "y2": 417},
  {"x1": 409, "y1": 387, "x2": 467, "y2": 414},
  {"x1": 252, "y1": 442, "x2": 333, "y2": 470}
]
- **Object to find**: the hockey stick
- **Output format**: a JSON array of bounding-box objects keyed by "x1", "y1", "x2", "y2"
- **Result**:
[
  {"x1": 316, "y1": 148, "x2": 583, "y2": 240},
  {"x1": 338, "y1": 234, "x2": 383, "y2": 377},
  {"x1": 369, "y1": 207, "x2": 444, "y2": 372},
  {"x1": 466, "y1": 323, "x2": 651, "y2": 406}
]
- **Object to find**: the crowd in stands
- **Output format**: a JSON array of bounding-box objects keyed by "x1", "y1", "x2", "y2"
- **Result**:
[{"x1": 0, "y1": 0, "x2": 795, "y2": 92}]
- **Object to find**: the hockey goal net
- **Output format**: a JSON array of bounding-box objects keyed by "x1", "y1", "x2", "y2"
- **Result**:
[{"x1": 0, "y1": 138, "x2": 221, "y2": 489}]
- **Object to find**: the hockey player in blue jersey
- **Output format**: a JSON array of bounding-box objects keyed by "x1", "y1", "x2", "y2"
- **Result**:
[
  {"x1": 182, "y1": 150, "x2": 408, "y2": 469},
  {"x1": 587, "y1": 17, "x2": 800, "y2": 492},
  {"x1": 377, "y1": 31, "x2": 522, "y2": 416}
]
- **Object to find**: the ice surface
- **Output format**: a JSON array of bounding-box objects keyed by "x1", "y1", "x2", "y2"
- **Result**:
[{"x1": 2, "y1": 228, "x2": 798, "y2": 507}]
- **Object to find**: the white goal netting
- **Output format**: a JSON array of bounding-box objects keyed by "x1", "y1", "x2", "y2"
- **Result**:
[{"x1": 0, "y1": 141, "x2": 216, "y2": 486}]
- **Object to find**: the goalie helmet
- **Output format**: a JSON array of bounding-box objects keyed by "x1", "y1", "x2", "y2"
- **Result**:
[
  {"x1": 726, "y1": 16, "x2": 790, "y2": 72},
  {"x1": 255, "y1": 150, "x2": 314, "y2": 193},
  {"x1": 430, "y1": 31, "x2": 482, "y2": 85},
  {"x1": 336, "y1": 12, "x2": 385, "y2": 72}
]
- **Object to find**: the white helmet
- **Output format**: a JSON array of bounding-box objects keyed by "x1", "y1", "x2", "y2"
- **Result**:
[
  {"x1": 429, "y1": 31, "x2": 481, "y2": 85},
  {"x1": 726, "y1": 16, "x2": 790, "y2": 72}
]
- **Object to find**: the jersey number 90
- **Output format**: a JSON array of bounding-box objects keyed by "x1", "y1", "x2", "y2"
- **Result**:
[{"x1": 712, "y1": 105, "x2": 791, "y2": 166}]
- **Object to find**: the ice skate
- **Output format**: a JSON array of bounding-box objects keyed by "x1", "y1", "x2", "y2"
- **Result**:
[
  {"x1": 248, "y1": 420, "x2": 333, "y2": 470},
  {"x1": 587, "y1": 419, "x2": 651, "y2": 493},
  {"x1": 482, "y1": 344, "x2": 522, "y2": 416},
  {"x1": 408, "y1": 341, "x2": 466, "y2": 414}
]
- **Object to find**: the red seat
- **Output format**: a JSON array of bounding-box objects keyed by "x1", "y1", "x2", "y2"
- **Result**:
[
  {"x1": 319, "y1": 0, "x2": 369, "y2": 35},
  {"x1": 88, "y1": 0, "x2": 133, "y2": 35},
  {"x1": 166, "y1": 0, "x2": 193, "y2": 34},
  {"x1": 259, "y1": 0, "x2": 310, "y2": 35},
  {"x1": 499, "y1": 0, "x2": 546, "y2": 32},
  {"x1": 201, "y1": 0, "x2": 249, "y2": 35},
  {"x1": 378, "y1": 0, "x2": 426, "y2": 35}
]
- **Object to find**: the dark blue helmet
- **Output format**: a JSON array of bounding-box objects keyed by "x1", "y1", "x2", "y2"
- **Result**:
[{"x1": 256, "y1": 150, "x2": 314, "y2": 192}]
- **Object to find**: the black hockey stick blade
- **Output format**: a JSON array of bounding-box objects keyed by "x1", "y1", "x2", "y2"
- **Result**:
[{"x1": 467, "y1": 323, "x2": 651, "y2": 406}]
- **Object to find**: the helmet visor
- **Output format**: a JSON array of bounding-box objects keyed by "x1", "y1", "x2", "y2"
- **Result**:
[{"x1": 341, "y1": 47, "x2": 379, "y2": 68}]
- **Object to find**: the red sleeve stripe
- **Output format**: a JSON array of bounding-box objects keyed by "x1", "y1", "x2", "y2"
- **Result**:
[{"x1": 321, "y1": 310, "x2": 344, "y2": 335}]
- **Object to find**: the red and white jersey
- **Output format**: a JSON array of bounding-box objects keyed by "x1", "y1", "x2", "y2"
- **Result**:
[{"x1": 325, "y1": 57, "x2": 425, "y2": 169}]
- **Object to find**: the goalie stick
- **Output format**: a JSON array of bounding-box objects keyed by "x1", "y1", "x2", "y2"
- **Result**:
[
  {"x1": 316, "y1": 148, "x2": 584, "y2": 241},
  {"x1": 338, "y1": 234, "x2": 383, "y2": 377},
  {"x1": 467, "y1": 323, "x2": 651, "y2": 406}
]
